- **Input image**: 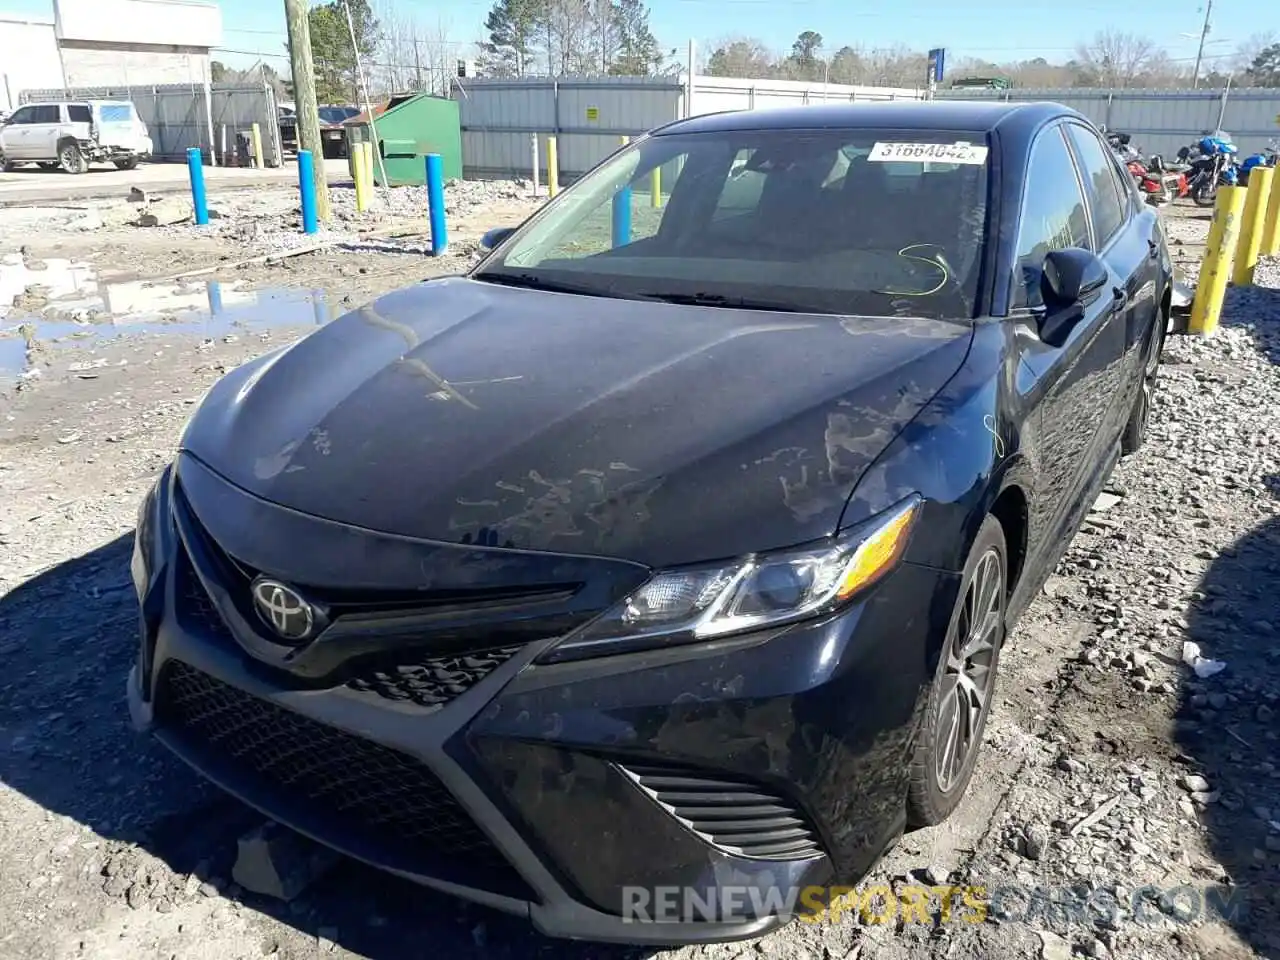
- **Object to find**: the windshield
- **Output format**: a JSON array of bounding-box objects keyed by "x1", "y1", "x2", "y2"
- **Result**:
[
  {"x1": 475, "y1": 127, "x2": 991, "y2": 319},
  {"x1": 319, "y1": 107, "x2": 358, "y2": 124}
]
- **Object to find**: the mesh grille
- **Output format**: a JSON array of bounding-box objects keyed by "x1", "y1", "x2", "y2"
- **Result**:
[
  {"x1": 347, "y1": 646, "x2": 522, "y2": 711},
  {"x1": 156, "y1": 661, "x2": 523, "y2": 887},
  {"x1": 619, "y1": 763, "x2": 824, "y2": 860}
]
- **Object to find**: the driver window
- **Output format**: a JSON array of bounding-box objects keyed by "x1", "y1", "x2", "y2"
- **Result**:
[{"x1": 1012, "y1": 127, "x2": 1091, "y2": 309}]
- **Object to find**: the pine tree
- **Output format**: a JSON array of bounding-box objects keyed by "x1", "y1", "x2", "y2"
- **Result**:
[
  {"x1": 480, "y1": 0, "x2": 545, "y2": 77},
  {"x1": 608, "y1": 0, "x2": 661, "y2": 75}
]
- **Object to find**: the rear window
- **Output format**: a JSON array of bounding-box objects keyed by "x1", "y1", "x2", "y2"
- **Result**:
[
  {"x1": 480, "y1": 127, "x2": 992, "y2": 320},
  {"x1": 98, "y1": 105, "x2": 134, "y2": 122}
]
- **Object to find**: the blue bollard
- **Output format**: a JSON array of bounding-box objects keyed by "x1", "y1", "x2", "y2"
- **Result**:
[
  {"x1": 425, "y1": 153, "x2": 448, "y2": 256},
  {"x1": 298, "y1": 149, "x2": 318, "y2": 235},
  {"x1": 186, "y1": 147, "x2": 208, "y2": 226},
  {"x1": 612, "y1": 186, "x2": 632, "y2": 248},
  {"x1": 206, "y1": 279, "x2": 224, "y2": 315}
]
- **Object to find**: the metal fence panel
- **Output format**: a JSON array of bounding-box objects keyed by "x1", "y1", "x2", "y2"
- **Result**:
[
  {"x1": 936, "y1": 86, "x2": 1280, "y2": 156},
  {"x1": 20, "y1": 82, "x2": 278, "y2": 164},
  {"x1": 455, "y1": 76, "x2": 682, "y2": 179},
  {"x1": 691, "y1": 76, "x2": 924, "y2": 114}
]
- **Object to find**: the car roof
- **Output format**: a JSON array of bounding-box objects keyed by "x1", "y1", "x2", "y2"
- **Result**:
[{"x1": 654, "y1": 100, "x2": 1073, "y2": 137}]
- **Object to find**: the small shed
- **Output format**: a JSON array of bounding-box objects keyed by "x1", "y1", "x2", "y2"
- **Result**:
[{"x1": 345, "y1": 93, "x2": 463, "y2": 187}]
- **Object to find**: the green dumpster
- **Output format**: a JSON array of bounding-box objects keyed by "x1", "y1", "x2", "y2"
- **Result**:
[{"x1": 344, "y1": 93, "x2": 462, "y2": 187}]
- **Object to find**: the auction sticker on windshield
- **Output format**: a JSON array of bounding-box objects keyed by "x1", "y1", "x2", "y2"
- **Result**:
[{"x1": 869, "y1": 142, "x2": 989, "y2": 164}]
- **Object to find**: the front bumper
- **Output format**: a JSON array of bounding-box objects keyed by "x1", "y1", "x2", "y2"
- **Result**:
[{"x1": 129, "y1": 458, "x2": 955, "y2": 943}]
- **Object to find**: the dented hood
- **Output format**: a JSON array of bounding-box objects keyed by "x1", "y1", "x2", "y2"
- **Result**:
[{"x1": 181, "y1": 278, "x2": 973, "y2": 568}]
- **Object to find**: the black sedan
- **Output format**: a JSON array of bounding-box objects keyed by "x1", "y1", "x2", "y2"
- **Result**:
[{"x1": 128, "y1": 101, "x2": 1171, "y2": 943}]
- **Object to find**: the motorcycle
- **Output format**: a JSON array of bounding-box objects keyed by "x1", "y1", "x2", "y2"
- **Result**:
[
  {"x1": 1179, "y1": 134, "x2": 1239, "y2": 207},
  {"x1": 1108, "y1": 132, "x2": 1184, "y2": 207},
  {"x1": 1238, "y1": 140, "x2": 1279, "y2": 187}
]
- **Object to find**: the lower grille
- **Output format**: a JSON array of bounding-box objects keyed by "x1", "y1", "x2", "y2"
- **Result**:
[
  {"x1": 155, "y1": 661, "x2": 531, "y2": 897},
  {"x1": 619, "y1": 763, "x2": 824, "y2": 861},
  {"x1": 347, "y1": 646, "x2": 522, "y2": 711}
]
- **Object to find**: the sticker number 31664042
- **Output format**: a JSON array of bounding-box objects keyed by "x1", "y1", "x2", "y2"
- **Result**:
[{"x1": 868, "y1": 141, "x2": 989, "y2": 164}]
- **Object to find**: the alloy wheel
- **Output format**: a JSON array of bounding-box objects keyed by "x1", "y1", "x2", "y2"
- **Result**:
[{"x1": 934, "y1": 548, "x2": 1004, "y2": 793}]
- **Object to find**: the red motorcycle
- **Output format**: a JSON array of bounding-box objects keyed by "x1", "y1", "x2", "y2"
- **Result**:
[{"x1": 1107, "y1": 131, "x2": 1187, "y2": 206}]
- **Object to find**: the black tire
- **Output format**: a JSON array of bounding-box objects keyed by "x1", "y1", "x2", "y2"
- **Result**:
[
  {"x1": 1192, "y1": 181, "x2": 1217, "y2": 207},
  {"x1": 907, "y1": 515, "x2": 1007, "y2": 827},
  {"x1": 58, "y1": 140, "x2": 88, "y2": 175},
  {"x1": 1121, "y1": 311, "x2": 1165, "y2": 455},
  {"x1": 113, "y1": 157, "x2": 139, "y2": 171}
]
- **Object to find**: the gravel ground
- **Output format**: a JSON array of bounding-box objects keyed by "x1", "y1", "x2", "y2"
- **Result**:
[{"x1": 0, "y1": 203, "x2": 1278, "y2": 960}]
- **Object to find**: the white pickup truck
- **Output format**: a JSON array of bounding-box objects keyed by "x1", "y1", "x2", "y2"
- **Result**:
[{"x1": 0, "y1": 100, "x2": 154, "y2": 174}]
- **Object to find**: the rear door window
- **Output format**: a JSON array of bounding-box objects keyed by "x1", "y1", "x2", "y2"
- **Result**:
[
  {"x1": 1013, "y1": 126, "x2": 1091, "y2": 308},
  {"x1": 67, "y1": 104, "x2": 92, "y2": 124}
]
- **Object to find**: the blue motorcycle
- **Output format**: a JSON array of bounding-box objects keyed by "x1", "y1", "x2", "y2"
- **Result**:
[
  {"x1": 1239, "y1": 139, "x2": 1279, "y2": 187},
  {"x1": 1179, "y1": 134, "x2": 1239, "y2": 207}
]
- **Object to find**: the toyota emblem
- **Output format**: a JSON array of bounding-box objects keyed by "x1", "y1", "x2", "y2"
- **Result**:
[{"x1": 250, "y1": 577, "x2": 315, "y2": 642}]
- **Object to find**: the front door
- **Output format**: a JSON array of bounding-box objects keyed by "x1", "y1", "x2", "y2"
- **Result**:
[
  {"x1": 1010, "y1": 123, "x2": 1126, "y2": 564},
  {"x1": 1, "y1": 105, "x2": 37, "y2": 159}
]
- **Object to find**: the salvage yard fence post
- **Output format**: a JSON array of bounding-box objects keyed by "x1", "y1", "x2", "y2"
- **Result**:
[
  {"x1": 425, "y1": 153, "x2": 448, "y2": 256},
  {"x1": 298, "y1": 150, "x2": 319, "y2": 235},
  {"x1": 1232, "y1": 167, "x2": 1274, "y2": 287},
  {"x1": 186, "y1": 148, "x2": 209, "y2": 226},
  {"x1": 1189, "y1": 186, "x2": 1247, "y2": 336}
]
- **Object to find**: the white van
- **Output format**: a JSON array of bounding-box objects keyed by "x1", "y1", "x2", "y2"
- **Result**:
[{"x1": 0, "y1": 100, "x2": 154, "y2": 174}]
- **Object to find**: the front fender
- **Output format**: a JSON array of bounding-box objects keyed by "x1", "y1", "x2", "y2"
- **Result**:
[{"x1": 839, "y1": 322, "x2": 1032, "y2": 574}]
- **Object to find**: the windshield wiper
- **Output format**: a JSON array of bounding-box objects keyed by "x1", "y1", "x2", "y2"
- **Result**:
[
  {"x1": 472, "y1": 272, "x2": 655, "y2": 301},
  {"x1": 637, "y1": 291, "x2": 807, "y2": 312}
]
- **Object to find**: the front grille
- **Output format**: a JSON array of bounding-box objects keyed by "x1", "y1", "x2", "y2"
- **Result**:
[
  {"x1": 347, "y1": 645, "x2": 522, "y2": 711},
  {"x1": 176, "y1": 547, "x2": 233, "y2": 641},
  {"x1": 619, "y1": 763, "x2": 825, "y2": 861},
  {"x1": 155, "y1": 661, "x2": 530, "y2": 896}
]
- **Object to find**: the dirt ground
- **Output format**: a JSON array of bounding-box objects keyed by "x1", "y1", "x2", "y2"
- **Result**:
[{"x1": 1, "y1": 191, "x2": 1278, "y2": 960}]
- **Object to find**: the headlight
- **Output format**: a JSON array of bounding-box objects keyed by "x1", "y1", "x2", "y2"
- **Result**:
[{"x1": 541, "y1": 495, "x2": 921, "y2": 662}]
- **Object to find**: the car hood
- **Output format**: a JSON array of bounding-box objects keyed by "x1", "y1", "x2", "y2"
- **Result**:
[{"x1": 182, "y1": 277, "x2": 973, "y2": 568}]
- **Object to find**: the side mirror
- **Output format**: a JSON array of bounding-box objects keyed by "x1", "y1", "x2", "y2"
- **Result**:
[
  {"x1": 1037, "y1": 248, "x2": 1109, "y2": 347},
  {"x1": 480, "y1": 226, "x2": 515, "y2": 251}
]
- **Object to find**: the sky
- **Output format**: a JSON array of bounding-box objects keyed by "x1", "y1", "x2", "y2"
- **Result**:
[{"x1": 3, "y1": 0, "x2": 1277, "y2": 75}]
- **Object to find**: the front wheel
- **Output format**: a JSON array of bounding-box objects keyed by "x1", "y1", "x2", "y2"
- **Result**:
[{"x1": 907, "y1": 515, "x2": 1007, "y2": 827}]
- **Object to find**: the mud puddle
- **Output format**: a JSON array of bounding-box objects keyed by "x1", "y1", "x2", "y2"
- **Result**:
[{"x1": 1, "y1": 254, "x2": 340, "y2": 381}]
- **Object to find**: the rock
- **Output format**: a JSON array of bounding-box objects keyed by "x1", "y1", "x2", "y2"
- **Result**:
[
  {"x1": 1180, "y1": 773, "x2": 1211, "y2": 793},
  {"x1": 316, "y1": 928, "x2": 339, "y2": 952},
  {"x1": 128, "y1": 187, "x2": 153, "y2": 203},
  {"x1": 919, "y1": 863, "x2": 949, "y2": 886},
  {"x1": 1039, "y1": 930, "x2": 1072, "y2": 960},
  {"x1": 137, "y1": 198, "x2": 193, "y2": 227},
  {"x1": 197, "y1": 880, "x2": 221, "y2": 898},
  {"x1": 231, "y1": 820, "x2": 340, "y2": 901},
  {"x1": 1022, "y1": 824, "x2": 1050, "y2": 861},
  {"x1": 1092, "y1": 492, "x2": 1124, "y2": 513}
]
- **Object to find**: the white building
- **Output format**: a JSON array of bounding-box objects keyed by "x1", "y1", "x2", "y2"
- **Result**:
[{"x1": 1, "y1": 0, "x2": 223, "y2": 112}]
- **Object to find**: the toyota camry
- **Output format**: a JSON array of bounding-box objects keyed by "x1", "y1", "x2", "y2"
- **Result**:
[{"x1": 129, "y1": 101, "x2": 1171, "y2": 943}]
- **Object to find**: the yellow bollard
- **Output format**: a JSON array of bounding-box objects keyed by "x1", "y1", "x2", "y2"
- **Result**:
[
  {"x1": 651, "y1": 166, "x2": 662, "y2": 208},
  {"x1": 1189, "y1": 185, "x2": 1247, "y2": 336},
  {"x1": 250, "y1": 123, "x2": 264, "y2": 170},
  {"x1": 1262, "y1": 163, "x2": 1280, "y2": 257},
  {"x1": 360, "y1": 141, "x2": 375, "y2": 192},
  {"x1": 1232, "y1": 166, "x2": 1274, "y2": 286},
  {"x1": 547, "y1": 136, "x2": 559, "y2": 197},
  {"x1": 352, "y1": 141, "x2": 369, "y2": 212}
]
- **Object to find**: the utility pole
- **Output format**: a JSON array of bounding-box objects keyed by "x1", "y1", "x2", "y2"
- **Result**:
[
  {"x1": 1192, "y1": 0, "x2": 1213, "y2": 90},
  {"x1": 284, "y1": 0, "x2": 331, "y2": 221}
]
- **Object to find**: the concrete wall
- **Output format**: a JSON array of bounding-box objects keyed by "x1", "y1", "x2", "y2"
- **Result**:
[
  {"x1": 0, "y1": 18, "x2": 63, "y2": 113},
  {"x1": 60, "y1": 42, "x2": 212, "y2": 88}
]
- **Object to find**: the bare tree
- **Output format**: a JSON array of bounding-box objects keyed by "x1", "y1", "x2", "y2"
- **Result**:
[{"x1": 1073, "y1": 30, "x2": 1159, "y2": 88}]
